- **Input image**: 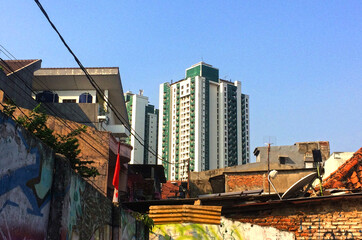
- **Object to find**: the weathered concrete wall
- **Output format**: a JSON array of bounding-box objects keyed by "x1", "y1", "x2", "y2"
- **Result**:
[
  {"x1": 233, "y1": 196, "x2": 362, "y2": 240},
  {"x1": 46, "y1": 114, "x2": 112, "y2": 195},
  {"x1": 120, "y1": 209, "x2": 146, "y2": 240},
  {"x1": 48, "y1": 155, "x2": 113, "y2": 240},
  {"x1": 0, "y1": 104, "x2": 113, "y2": 196},
  {"x1": 0, "y1": 111, "x2": 54, "y2": 239},
  {"x1": 150, "y1": 217, "x2": 295, "y2": 240},
  {"x1": 42, "y1": 102, "x2": 98, "y2": 128},
  {"x1": 254, "y1": 141, "x2": 330, "y2": 168},
  {"x1": 189, "y1": 163, "x2": 313, "y2": 197},
  {"x1": 0, "y1": 111, "x2": 124, "y2": 240}
]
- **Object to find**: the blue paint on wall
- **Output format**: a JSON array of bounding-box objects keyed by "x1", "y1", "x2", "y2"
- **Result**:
[
  {"x1": 0, "y1": 200, "x2": 19, "y2": 214},
  {"x1": 0, "y1": 115, "x2": 52, "y2": 217}
]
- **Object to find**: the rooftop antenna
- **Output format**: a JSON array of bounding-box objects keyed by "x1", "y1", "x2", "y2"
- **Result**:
[{"x1": 263, "y1": 136, "x2": 276, "y2": 194}]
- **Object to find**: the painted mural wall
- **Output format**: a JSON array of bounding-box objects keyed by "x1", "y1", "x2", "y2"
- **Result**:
[
  {"x1": 0, "y1": 112, "x2": 54, "y2": 239},
  {"x1": 47, "y1": 154, "x2": 114, "y2": 240},
  {"x1": 120, "y1": 209, "x2": 146, "y2": 240},
  {"x1": 150, "y1": 217, "x2": 295, "y2": 240},
  {"x1": 0, "y1": 112, "x2": 115, "y2": 240}
]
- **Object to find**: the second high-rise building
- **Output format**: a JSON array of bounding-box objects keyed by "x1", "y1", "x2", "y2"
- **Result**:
[
  {"x1": 158, "y1": 62, "x2": 250, "y2": 181},
  {"x1": 125, "y1": 90, "x2": 158, "y2": 165}
]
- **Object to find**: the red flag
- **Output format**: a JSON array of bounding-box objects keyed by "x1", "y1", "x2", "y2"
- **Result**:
[{"x1": 112, "y1": 142, "x2": 121, "y2": 190}]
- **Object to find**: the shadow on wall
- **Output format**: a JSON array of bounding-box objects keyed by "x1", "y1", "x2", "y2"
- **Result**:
[
  {"x1": 0, "y1": 111, "x2": 117, "y2": 240},
  {"x1": 0, "y1": 111, "x2": 54, "y2": 239}
]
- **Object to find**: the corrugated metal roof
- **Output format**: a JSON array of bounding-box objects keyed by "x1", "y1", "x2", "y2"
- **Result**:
[{"x1": 149, "y1": 205, "x2": 222, "y2": 225}]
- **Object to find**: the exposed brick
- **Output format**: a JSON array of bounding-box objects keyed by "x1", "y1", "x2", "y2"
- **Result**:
[
  {"x1": 350, "y1": 225, "x2": 362, "y2": 229},
  {"x1": 234, "y1": 199, "x2": 362, "y2": 239},
  {"x1": 345, "y1": 221, "x2": 359, "y2": 225}
]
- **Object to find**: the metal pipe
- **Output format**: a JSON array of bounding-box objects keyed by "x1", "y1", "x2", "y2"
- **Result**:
[
  {"x1": 268, "y1": 172, "x2": 282, "y2": 200},
  {"x1": 267, "y1": 143, "x2": 271, "y2": 194}
]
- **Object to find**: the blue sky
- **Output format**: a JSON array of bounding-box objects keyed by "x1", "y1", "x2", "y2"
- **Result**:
[{"x1": 2, "y1": 1, "x2": 361, "y2": 160}]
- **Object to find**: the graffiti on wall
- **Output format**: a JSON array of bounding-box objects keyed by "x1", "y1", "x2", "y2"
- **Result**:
[
  {"x1": 120, "y1": 209, "x2": 145, "y2": 240},
  {"x1": 0, "y1": 115, "x2": 54, "y2": 239},
  {"x1": 59, "y1": 176, "x2": 86, "y2": 240},
  {"x1": 150, "y1": 217, "x2": 295, "y2": 240},
  {"x1": 323, "y1": 230, "x2": 355, "y2": 240},
  {"x1": 0, "y1": 113, "x2": 114, "y2": 240},
  {"x1": 58, "y1": 171, "x2": 113, "y2": 240}
]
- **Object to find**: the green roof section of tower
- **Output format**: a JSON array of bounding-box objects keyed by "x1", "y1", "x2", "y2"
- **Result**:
[{"x1": 185, "y1": 62, "x2": 219, "y2": 82}]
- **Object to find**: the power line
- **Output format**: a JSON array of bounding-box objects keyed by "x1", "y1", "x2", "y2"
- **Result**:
[
  {"x1": 0, "y1": 47, "x2": 112, "y2": 157},
  {"x1": 0, "y1": 58, "x2": 110, "y2": 163},
  {"x1": 0, "y1": 47, "x2": 103, "y2": 128},
  {"x1": 0, "y1": 58, "x2": 112, "y2": 194},
  {"x1": 1, "y1": 46, "x2": 162, "y2": 165},
  {"x1": 33, "y1": 0, "x2": 172, "y2": 165}
]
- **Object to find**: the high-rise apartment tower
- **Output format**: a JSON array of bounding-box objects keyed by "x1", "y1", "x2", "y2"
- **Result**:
[
  {"x1": 125, "y1": 90, "x2": 158, "y2": 164},
  {"x1": 158, "y1": 62, "x2": 250, "y2": 181}
]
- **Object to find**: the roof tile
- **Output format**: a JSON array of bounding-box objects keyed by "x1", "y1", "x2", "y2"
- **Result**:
[{"x1": 323, "y1": 147, "x2": 362, "y2": 189}]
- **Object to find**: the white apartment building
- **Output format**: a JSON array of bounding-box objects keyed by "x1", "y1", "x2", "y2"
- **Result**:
[
  {"x1": 158, "y1": 62, "x2": 250, "y2": 181},
  {"x1": 32, "y1": 67, "x2": 130, "y2": 138},
  {"x1": 125, "y1": 90, "x2": 158, "y2": 165}
]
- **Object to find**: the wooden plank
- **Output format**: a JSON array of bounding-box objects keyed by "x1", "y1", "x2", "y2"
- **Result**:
[
  {"x1": 149, "y1": 214, "x2": 220, "y2": 220},
  {"x1": 150, "y1": 205, "x2": 222, "y2": 210},
  {"x1": 153, "y1": 218, "x2": 221, "y2": 225},
  {"x1": 149, "y1": 209, "x2": 221, "y2": 216},
  {"x1": 149, "y1": 205, "x2": 222, "y2": 225}
]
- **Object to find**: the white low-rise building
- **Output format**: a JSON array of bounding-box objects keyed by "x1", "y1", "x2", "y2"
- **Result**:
[{"x1": 33, "y1": 67, "x2": 130, "y2": 138}]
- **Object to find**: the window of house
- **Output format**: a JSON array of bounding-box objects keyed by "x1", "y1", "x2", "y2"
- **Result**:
[
  {"x1": 279, "y1": 156, "x2": 287, "y2": 165},
  {"x1": 63, "y1": 99, "x2": 76, "y2": 103}
]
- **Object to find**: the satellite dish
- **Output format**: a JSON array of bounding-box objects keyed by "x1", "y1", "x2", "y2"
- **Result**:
[{"x1": 281, "y1": 172, "x2": 318, "y2": 199}]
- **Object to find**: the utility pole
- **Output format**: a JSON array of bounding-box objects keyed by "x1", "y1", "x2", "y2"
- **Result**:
[
  {"x1": 187, "y1": 158, "x2": 190, "y2": 198},
  {"x1": 264, "y1": 136, "x2": 275, "y2": 195},
  {"x1": 267, "y1": 143, "x2": 271, "y2": 194}
]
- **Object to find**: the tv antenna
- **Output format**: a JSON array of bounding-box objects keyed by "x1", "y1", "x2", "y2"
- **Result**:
[{"x1": 263, "y1": 136, "x2": 276, "y2": 194}]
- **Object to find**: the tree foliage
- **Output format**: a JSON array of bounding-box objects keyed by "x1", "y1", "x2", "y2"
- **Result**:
[
  {"x1": 3, "y1": 103, "x2": 99, "y2": 178},
  {"x1": 131, "y1": 211, "x2": 154, "y2": 233}
]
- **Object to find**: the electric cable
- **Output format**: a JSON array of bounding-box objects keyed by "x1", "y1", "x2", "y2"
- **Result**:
[
  {"x1": 0, "y1": 58, "x2": 111, "y2": 163},
  {"x1": 33, "y1": 0, "x2": 173, "y2": 165},
  {"x1": 0, "y1": 59, "x2": 109, "y2": 193},
  {"x1": 0, "y1": 47, "x2": 147, "y2": 165}
]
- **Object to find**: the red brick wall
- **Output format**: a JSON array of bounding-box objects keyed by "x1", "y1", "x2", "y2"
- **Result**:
[
  {"x1": 46, "y1": 112, "x2": 112, "y2": 196},
  {"x1": 232, "y1": 196, "x2": 362, "y2": 240},
  {"x1": 225, "y1": 170, "x2": 316, "y2": 194},
  {"x1": 226, "y1": 174, "x2": 268, "y2": 192},
  {"x1": 161, "y1": 181, "x2": 182, "y2": 199}
]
